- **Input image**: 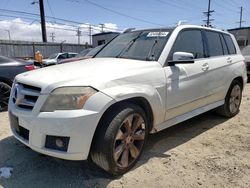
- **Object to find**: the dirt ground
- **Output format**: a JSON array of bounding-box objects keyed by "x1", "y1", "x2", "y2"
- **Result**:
[{"x1": 0, "y1": 84, "x2": 250, "y2": 188}]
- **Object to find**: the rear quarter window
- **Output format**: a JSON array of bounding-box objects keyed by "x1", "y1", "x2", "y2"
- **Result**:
[{"x1": 223, "y1": 34, "x2": 236, "y2": 54}]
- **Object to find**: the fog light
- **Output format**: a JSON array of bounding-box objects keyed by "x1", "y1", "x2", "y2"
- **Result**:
[
  {"x1": 55, "y1": 138, "x2": 64, "y2": 148},
  {"x1": 45, "y1": 135, "x2": 70, "y2": 152}
]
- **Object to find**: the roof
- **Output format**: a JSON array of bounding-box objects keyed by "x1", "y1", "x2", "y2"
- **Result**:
[
  {"x1": 228, "y1": 27, "x2": 250, "y2": 31},
  {"x1": 92, "y1": 32, "x2": 120, "y2": 36}
]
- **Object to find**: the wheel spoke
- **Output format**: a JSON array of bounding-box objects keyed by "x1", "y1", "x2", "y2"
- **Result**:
[
  {"x1": 124, "y1": 115, "x2": 133, "y2": 134},
  {"x1": 129, "y1": 143, "x2": 140, "y2": 159},
  {"x1": 114, "y1": 143, "x2": 125, "y2": 162},
  {"x1": 121, "y1": 148, "x2": 129, "y2": 167},
  {"x1": 116, "y1": 129, "x2": 125, "y2": 140},
  {"x1": 132, "y1": 115, "x2": 144, "y2": 133},
  {"x1": 132, "y1": 130, "x2": 145, "y2": 140}
]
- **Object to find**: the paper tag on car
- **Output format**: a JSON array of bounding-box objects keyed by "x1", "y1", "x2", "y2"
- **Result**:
[{"x1": 147, "y1": 32, "x2": 169, "y2": 37}]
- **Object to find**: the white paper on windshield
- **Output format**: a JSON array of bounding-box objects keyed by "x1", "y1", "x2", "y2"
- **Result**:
[{"x1": 147, "y1": 32, "x2": 169, "y2": 37}]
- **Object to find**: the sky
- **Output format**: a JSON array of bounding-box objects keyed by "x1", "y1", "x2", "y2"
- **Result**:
[{"x1": 0, "y1": 0, "x2": 249, "y2": 44}]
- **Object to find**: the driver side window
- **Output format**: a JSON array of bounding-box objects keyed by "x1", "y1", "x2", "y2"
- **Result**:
[{"x1": 170, "y1": 30, "x2": 205, "y2": 59}]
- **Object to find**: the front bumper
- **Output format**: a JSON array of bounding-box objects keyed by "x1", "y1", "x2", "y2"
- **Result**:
[{"x1": 8, "y1": 101, "x2": 100, "y2": 160}]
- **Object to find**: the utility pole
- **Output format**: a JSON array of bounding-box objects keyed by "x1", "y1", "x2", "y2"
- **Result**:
[
  {"x1": 99, "y1": 23, "x2": 104, "y2": 33},
  {"x1": 237, "y1": 6, "x2": 245, "y2": 28},
  {"x1": 76, "y1": 27, "x2": 82, "y2": 44},
  {"x1": 39, "y1": 0, "x2": 47, "y2": 42},
  {"x1": 50, "y1": 32, "x2": 55, "y2": 42},
  {"x1": 89, "y1": 25, "x2": 92, "y2": 45},
  {"x1": 203, "y1": 0, "x2": 214, "y2": 27}
]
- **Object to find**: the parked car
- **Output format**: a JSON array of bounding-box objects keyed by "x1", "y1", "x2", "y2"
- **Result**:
[
  {"x1": 58, "y1": 45, "x2": 105, "y2": 64},
  {"x1": 58, "y1": 48, "x2": 92, "y2": 64},
  {"x1": 43, "y1": 52, "x2": 78, "y2": 66},
  {"x1": 0, "y1": 55, "x2": 34, "y2": 111},
  {"x1": 241, "y1": 45, "x2": 250, "y2": 78},
  {"x1": 9, "y1": 25, "x2": 247, "y2": 175}
]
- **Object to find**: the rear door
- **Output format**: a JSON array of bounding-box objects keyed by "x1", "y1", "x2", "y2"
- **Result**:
[
  {"x1": 202, "y1": 30, "x2": 229, "y2": 102},
  {"x1": 164, "y1": 29, "x2": 210, "y2": 120}
]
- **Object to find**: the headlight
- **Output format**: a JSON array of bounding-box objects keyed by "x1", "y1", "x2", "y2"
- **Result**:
[{"x1": 41, "y1": 87, "x2": 97, "y2": 112}]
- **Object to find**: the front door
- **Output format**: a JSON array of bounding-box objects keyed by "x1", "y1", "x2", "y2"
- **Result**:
[{"x1": 164, "y1": 29, "x2": 209, "y2": 120}]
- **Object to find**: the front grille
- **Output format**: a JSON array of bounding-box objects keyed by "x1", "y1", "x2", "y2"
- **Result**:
[{"x1": 12, "y1": 82, "x2": 41, "y2": 110}]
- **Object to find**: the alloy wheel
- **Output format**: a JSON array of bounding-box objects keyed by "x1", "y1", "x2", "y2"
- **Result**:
[
  {"x1": 229, "y1": 84, "x2": 241, "y2": 114},
  {"x1": 113, "y1": 113, "x2": 146, "y2": 168},
  {"x1": 0, "y1": 83, "x2": 11, "y2": 112}
]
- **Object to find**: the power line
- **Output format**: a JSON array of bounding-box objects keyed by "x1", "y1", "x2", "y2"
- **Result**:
[
  {"x1": 80, "y1": 0, "x2": 163, "y2": 26},
  {"x1": 0, "y1": 8, "x2": 123, "y2": 31}
]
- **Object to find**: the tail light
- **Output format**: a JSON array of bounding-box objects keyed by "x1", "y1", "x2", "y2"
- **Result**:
[{"x1": 25, "y1": 64, "x2": 35, "y2": 71}]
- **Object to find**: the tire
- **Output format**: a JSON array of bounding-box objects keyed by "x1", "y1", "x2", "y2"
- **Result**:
[
  {"x1": 0, "y1": 81, "x2": 11, "y2": 112},
  {"x1": 90, "y1": 103, "x2": 149, "y2": 176},
  {"x1": 216, "y1": 80, "x2": 243, "y2": 117}
]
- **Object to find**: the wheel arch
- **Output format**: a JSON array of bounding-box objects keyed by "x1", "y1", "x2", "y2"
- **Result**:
[{"x1": 0, "y1": 77, "x2": 13, "y2": 86}]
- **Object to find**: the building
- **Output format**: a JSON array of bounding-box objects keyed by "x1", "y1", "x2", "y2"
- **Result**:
[
  {"x1": 228, "y1": 27, "x2": 250, "y2": 48},
  {"x1": 92, "y1": 32, "x2": 120, "y2": 47}
]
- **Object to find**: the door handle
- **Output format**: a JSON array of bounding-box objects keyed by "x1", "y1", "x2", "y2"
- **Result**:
[
  {"x1": 202, "y1": 63, "x2": 209, "y2": 71},
  {"x1": 227, "y1": 57, "x2": 232, "y2": 63}
]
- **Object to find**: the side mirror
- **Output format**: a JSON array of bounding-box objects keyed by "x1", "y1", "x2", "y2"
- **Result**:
[{"x1": 168, "y1": 52, "x2": 195, "y2": 66}]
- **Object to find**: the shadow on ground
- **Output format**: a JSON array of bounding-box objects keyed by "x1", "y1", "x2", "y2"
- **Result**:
[{"x1": 0, "y1": 111, "x2": 228, "y2": 188}]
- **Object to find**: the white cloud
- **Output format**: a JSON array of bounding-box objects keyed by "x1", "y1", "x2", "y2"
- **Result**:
[{"x1": 0, "y1": 18, "x2": 119, "y2": 44}]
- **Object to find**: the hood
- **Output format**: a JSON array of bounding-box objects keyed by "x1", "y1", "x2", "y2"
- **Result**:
[{"x1": 15, "y1": 58, "x2": 163, "y2": 94}]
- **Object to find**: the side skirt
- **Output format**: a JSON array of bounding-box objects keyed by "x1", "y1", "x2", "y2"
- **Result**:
[{"x1": 150, "y1": 100, "x2": 224, "y2": 133}]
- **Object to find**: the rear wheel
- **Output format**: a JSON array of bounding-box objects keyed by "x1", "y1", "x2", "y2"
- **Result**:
[
  {"x1": 0, "y1": 82, "x2": 11, "y2": 112},
  {"x1": 90, "y1": 103, "x2": 148, "y2": 175},
  {"x1": 216, "y1": 80, "x2": 242, "y2": 117}
]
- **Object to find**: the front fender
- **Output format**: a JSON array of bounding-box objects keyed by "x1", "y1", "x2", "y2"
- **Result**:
[{"x1": 100, "y1": 84, "x2": 166, "y2": 126}]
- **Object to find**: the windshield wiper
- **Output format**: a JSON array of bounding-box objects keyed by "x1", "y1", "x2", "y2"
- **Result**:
[
  {"x1": 146, "y1": 39, "x2": 158, "y2": 61},
  {"x1": 116, "y1": 32, "x2": 142, "y2": 58}
]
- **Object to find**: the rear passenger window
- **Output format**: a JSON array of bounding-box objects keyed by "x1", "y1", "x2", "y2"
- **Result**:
[
  {"x1": 223, "y1": 34, "x2": 236, "y2": 54},
  {"x1": 205, "y1": 31, "x2": 223, "y2": 57},
  {"x1": 171, "y1": 30, "x2": 204, "y2": 59}
]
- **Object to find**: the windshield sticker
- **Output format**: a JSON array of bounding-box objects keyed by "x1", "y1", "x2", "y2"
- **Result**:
[{"x1": 147, "y1": 32, "x2": 169, "y2": 37}]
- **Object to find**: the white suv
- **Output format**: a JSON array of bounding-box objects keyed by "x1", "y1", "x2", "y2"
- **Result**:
[{"x1": 8, "y1": 25, "x2": 247, "y2": 175}]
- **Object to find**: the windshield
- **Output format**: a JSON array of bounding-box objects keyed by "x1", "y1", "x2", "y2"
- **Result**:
[
  {"x1": 49, "y1": 53, "x2": 59, "y2": 59},
  {"x1": 95, "y1": 29, "x2": 172, "y2": 61},
  {"x1": 86, "y1": 45, "x2": 104, "y2": 57},
  {"x1": 76, "y1": 49, "x2": 92, "y2": 58},
  {"x1": 241, "y1": 45, "x2": 250, "y2": 56}
]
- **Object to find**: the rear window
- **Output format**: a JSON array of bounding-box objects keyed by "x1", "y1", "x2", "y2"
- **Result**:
[
  {"x1": 0, "y1": 56, "x2": 13, "y2": 63},
  {"x1": 223, "y1": 34, "x2": 236, "y2": 54},
  {"x1": 205, "y1": 31, "x2": 223, "y2": 57}
]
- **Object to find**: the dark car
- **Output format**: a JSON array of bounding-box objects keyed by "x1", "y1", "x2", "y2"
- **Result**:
[{"x1": 0, "y1": 55, "x2": 34, "y2": 111}]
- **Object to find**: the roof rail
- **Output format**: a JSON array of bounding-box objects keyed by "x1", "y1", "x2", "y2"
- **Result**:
[
  {"x1": 177, "y1": 20, "x2": 187, "y2": 26},
  {"x1": 123, "y1": 28, "x2": 136, "y2": 33}
]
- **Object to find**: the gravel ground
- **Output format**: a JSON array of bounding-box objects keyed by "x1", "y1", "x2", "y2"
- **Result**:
[{"x1": 0, "y1": 84, "x2": 250, "y2": 188}]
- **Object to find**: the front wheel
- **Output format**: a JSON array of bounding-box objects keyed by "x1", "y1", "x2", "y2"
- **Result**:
[
  {"x1": 216, "y1": 80, "x2": 243, "y2": 117},
  {"x1": 0, "y1": 82, "x2": 11, "y2": 112},
  {"x1": 90, "y1": 103, "x2": 148, "y2": 175}
]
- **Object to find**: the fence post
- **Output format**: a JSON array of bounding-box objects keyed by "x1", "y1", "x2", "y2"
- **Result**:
[{"x1": 32, "y1": 42, "x2": 35, "y2": 59}]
